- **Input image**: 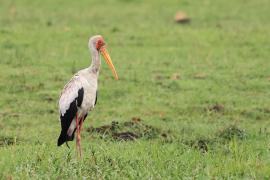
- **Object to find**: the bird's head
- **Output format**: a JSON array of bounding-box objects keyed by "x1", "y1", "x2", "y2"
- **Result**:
[{"x1": 89, "y1": 35, "x2": 118, "y2": 80}]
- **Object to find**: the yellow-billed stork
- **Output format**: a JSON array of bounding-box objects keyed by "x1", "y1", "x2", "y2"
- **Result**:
[{"x1": 57, "y1": 35, "x2": 118, "y2": 156}]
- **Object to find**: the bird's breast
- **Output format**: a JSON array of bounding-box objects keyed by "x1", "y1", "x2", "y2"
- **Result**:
[{"x1": 80, "y1": 79, "x2": 98, "y2": 113}]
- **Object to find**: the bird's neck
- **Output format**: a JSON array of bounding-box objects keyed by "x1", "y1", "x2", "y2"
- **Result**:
[{"x1": 89, "y1": 48, "x2": 101, "y2": 74}]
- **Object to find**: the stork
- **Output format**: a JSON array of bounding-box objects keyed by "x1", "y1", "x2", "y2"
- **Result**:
[{"x1": 57, "y1": 35, "x2": 118, "y2": 156}]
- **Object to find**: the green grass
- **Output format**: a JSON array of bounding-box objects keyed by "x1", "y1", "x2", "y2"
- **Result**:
[{"x1": 0, "y1": 0, "x2": 270, "y2": 178}]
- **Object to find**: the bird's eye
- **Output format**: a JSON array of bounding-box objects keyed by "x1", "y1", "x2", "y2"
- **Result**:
[{"x1": 96, "y1": 39, "x2": 105, "y2": 50}]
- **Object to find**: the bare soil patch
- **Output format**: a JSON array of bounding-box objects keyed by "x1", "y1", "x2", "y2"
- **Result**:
[{"x1": 86, "y1": 117, "x2": 172, "y2": 141}]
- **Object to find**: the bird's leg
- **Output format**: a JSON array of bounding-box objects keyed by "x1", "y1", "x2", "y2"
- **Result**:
[
  {"x1": 79, "y1": 117, "x2": 84, "y2": 132},
  {"x1": 75, "y1": 113, "x2": 80, "y2": 157},
  {"x1": 78, "y1": 118, "x2": 84, "y2": 157}
]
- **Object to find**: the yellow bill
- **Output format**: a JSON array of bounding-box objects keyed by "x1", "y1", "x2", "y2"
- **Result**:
[{"x1": 100, "y1": 47, "x2": 119, "y2": 80}]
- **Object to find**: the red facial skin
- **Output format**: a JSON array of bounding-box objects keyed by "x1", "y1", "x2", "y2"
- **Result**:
[{"x1": 96, "y1": 39, "x2": 105, "y2": 51}]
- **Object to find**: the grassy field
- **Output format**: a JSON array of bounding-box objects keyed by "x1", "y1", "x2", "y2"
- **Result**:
[{"x1": 0, "y1": 0, "x2": 270, "y2": 179}]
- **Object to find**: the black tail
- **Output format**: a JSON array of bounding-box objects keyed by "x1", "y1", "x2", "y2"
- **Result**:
[
  {"x1": 57, "y1": 130, "x2": 76, "y2": 146},
  {"x1": 57, "y1": 131, "x2": 67, "y2": 146}
]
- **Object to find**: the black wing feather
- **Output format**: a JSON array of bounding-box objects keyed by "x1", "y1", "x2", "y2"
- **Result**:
[
  {"x1": 57, "y1": 87, "x2": 84, "y2": 146},
  {"x1": 95, "y1": 91, "x2": 98, "y2": 105},
  {"x1": 77, "y1": 88, "x2": 84, "y2": 107}
]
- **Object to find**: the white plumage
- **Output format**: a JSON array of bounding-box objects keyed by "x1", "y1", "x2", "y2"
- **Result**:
[
  {"x1": 59, "y1": 71, "x2": 98, "y2": 116},
  {"x1": 59, "y1": 70, "x2": 97, "y2": 136},
  {"x1": 59, "y1": 75, "x2": 83, "y2": 117}
]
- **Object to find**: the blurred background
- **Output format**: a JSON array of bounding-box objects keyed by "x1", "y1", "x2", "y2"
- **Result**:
[{"x1": 0, "y1": 0, "x2": 269, "y2": 178}]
